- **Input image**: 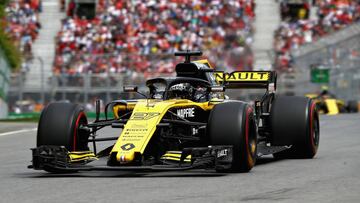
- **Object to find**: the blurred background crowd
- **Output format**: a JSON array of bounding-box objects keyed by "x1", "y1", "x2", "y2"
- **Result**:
[
  {"x1": 54, "y1": 0, "x2": 255, "y2": 78},
  {"x1": 274, "y1": 0, "x2": 360, "y2": 70},
  {"x1": 6, "y1": 0, "x2": 358, "y2": 75},
  {"x1": 1, "y1": 0, "x2": 360, "y2": 114},
  {"x1": 4, "y1": 0, "x2": 42, "y2": 71}
]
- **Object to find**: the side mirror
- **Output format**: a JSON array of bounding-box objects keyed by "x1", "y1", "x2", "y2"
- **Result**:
[
  {"x1": 123, "y1": 86, "x2": 138, "y2": 92},
  {"x1": 208, "y1": 86, "x2": 225, "y2": 92},
  {"x1": 123, "y1": 86, "x2": 147, "y2": 99}
]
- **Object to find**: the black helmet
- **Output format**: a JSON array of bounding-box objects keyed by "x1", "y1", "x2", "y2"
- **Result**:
[{"x1": 168, "y1": 83, "x2": 193, "y2": 100}]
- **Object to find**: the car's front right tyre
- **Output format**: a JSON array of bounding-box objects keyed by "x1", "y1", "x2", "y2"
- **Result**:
[{"x1": 207, "y1": 102, "x2": 257, "y2": 172}]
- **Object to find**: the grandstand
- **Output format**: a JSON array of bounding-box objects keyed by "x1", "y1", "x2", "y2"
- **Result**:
[
  {"x1": 54, "y1": 0, "x2": 256, "y2": 77},
  {"x1": 3, "y1": 0, "x2": 257, "y2": 112},
  {"x1": 5, "y1": 0, "x2": 42, "y2": 71},
  {"x1": 274, "y1": 0, "x2": 360, "y2": 70},
  {"x1": 2, "y1": 0, "x2": 360, "y2": 114},
  {"x1": 25, "y1": 0, "x2": 64, "y2": 89},
  {"x1": 253, "y1": 0, "x2": 280, "y2": 70}
]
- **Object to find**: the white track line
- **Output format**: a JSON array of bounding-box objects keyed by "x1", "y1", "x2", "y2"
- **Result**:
[{"x1": 0, "y1": 128, "x2": 37, "y2": 137}]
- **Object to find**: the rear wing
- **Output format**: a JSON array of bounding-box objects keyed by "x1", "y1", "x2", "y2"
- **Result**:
[{"x1": 213, "y1": 71, "x2": 277, "y2": 91}]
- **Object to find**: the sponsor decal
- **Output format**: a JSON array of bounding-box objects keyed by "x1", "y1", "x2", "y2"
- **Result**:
[
  {"x1": 121, "y1": 143, "x2": 135, "y2": 151},
  {"x1": 125, "y1": 129, "x2": 148, "y2": 132},
  {"x1": 177, "y1": 108, "x2": 195, "y2": 118},
  {"x1": 124, "y1": 130, "x2": 146, "y2": 136},
  {"x1": 217, "y1": 149, "x2": 228, "y2": 158},
  {"x1": 131, "y1": 124, "x2": 147, "y2": 128},
  {"x1": 170, "y1": 84, "x2": 187, "y2": 91},
  {"x1": 131, "y1": 112, "x2": 160, "y2": 120},
  {"x1": 214, "y1": 71, "x2": 270, "y2": 82}
]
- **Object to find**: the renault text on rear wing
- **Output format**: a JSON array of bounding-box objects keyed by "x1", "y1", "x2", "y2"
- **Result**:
[{"x1": 214, "y1": 71, "x2": 277, "y2": 90}]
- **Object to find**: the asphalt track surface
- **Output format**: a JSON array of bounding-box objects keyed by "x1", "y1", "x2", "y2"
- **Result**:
[{"x1": 0, "y1": 114, "x2": 360, "y2": 203}]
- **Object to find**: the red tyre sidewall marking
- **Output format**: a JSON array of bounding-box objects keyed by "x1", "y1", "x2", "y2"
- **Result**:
[
  {"x1": 309, "y1": 102, "x2": 316, "y2": 153},
  {"x1": 73, "y1": 112, "x2": 85, "y2": 151},
  {"x1": 245, "y1": 107, "x2": 254, "y2": 167}
]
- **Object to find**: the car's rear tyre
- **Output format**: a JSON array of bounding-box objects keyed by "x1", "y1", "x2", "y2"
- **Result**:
[
  {"x1": 208, "y1": 102, "x2": 257, "y2": 172},
  {"x1": 270, "y1": 96, "x2": 320, "y2": 159},
  {"x1": 37, "y1": 102, "x2": 89, "y2": 173},
  {"x1": 347, "y1": 100, "x2": 358, "y2": 113}
]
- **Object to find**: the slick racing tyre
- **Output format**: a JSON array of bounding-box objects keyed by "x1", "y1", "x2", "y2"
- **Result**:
[
  {"x1": 37, "y1": 102, "x2": 89, "y2": 151},
  {"x1": 347, "y1": 100, "x2": 358, "y2": 113},
  {"x1": 270, "y1": 96, "x2": 320, "y2": 159},
  {"x1": 208, "y1": 102, "x2": 257, "y2": 172}
]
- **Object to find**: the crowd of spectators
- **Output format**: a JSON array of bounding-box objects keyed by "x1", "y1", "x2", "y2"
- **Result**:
[
  {"x1": 54, "y1": 0, "x2": 256, "y2": 79},
  {"x1": 274, "y1": 0, "x2": 360, "y2": 70},
  {"x1": 5, "y1": 0, "x2": 42, "y2": 71}
]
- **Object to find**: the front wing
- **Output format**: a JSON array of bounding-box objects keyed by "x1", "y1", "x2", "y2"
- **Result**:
[{"x1": 29, "y1": 145, "x2": 233, "y2": 172}]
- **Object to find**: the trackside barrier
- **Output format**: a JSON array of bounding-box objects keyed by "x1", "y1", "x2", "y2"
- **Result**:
[
  {"x1": 277, "y1": 23, "x2": 360, "y2": 102},
  {"x1": 7, "y1": 49, "x2": 257, "y2": 109},
  {"x1": 0, "y1": 48, "x2": 10, "y2": 119},
  {"x1": 3, "y1": 112, "x2": 114, "y2": 121}
]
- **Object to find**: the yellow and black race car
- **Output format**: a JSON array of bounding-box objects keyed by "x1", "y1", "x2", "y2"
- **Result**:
[
  {"x1": 29, "y1": 51, "x2": 320, "y2": 173},
  {"x1": 305, "y1": 86, "x2": 359, "y2": 115}
]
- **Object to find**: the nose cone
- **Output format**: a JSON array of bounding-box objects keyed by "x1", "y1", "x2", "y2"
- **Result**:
[{"x1": 117, "y1": 151, "x2": 135, "y2": 163}]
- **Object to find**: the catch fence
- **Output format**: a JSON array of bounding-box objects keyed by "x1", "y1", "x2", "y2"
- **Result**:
[
  {"x1": 277, "y1": 23, "x2": 360, "y2": 102},
  {"x1": 0, "y1": 48, "x2": 11, "y2": 118},
  {"x1": 8, "y1": 48, "x2": 256, "y2": 112}
]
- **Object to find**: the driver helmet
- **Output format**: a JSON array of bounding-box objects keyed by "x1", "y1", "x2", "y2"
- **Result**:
[
  {"x1": 320, "y1": 85, "x2": 329, "y2": 95},
  {"x1": 168, "y1": 83, "x2": 193, "y2": 99}
]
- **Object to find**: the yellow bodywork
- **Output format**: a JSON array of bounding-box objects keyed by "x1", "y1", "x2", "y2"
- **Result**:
[
  {"x1": 110, "y1": 99, "x2": 218, "y2": 163},
  {"x1": 109, "y1": 69, "x2": 274, "y2": 164},
  {"x1": 324, "y1": 99, "x2": 339, "y2": 115},
  {"x1": 214, "y1": 71, "x2": 271, "y2": 82},
  {"x1": 160, "y1": 151, "x2": 191, "y2": 162},
  {"x1": 68, "y1": 151, "x2": 97, "y2": 163},
  {"x1": 193, "y1": 59, "x2": 214, "y2": 69},
  {"x1": 305, "y1": 94, "x2": 345, "y2": 115}
]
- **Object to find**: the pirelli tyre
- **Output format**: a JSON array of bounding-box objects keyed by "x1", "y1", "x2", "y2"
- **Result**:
[
  {"x1": 208, "y1": 102, "x2": 257, "y2": 172},
  {"x1": 37, "y1": 102, "x2": 89, "y2": 151},
  {"x1": 270, "y1": 96, "x2": 320, "y2": 159}
]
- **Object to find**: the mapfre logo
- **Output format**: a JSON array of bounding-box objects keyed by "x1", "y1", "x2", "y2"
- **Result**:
[{"x1": 177, "y1": 108, "x2": 195, "y2": 118}]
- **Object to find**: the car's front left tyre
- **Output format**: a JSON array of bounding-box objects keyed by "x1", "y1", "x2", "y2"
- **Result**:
[
  {"x1": 37, "y1": 102, "x2": 89, "y2": 151},
  {"x1": 37, "y1": 102, "x2": 89, "y2": 173}
]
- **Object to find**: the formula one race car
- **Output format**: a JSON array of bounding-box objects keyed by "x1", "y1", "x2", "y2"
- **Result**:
[
  {"x1": 29, "y1": 51, "x2": 320, "y2": 173},
  {"x1": 305, "y1": 93, "x2": 359, "y2": 115},
  {"x1": 305, "y1": 86, "x2": 358, "y2": 115}
]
